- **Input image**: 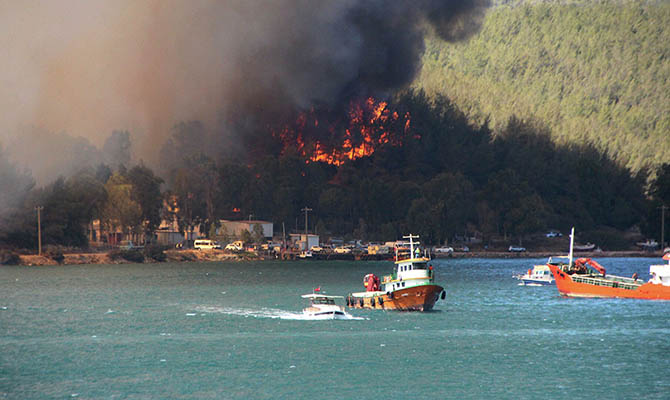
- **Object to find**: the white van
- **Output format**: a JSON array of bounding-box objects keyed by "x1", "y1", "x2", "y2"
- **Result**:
[{"x1": 193, "y1": 239, "x2": 221, "y2": 250}]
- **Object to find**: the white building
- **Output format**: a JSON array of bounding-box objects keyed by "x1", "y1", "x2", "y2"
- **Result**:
[
  {"x1": 218, "y1": 220, "x2": 273, "y2": 239},
  {"x1": 289, "y1": 233, "x2": 320, "y2": 250}
]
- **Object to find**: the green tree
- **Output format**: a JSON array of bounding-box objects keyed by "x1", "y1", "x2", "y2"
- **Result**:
[
  {"x1": 251, "y1": 223, "x2": 265, "y2": 244},
  {"x1": 240, "y1": 229, "x2": 253, "y2": 244},
  {"x1": 100, "y1": 174, "x2": 143, "y2": 242},
  {"x1": 125, "y1": 164, "x2": 164, "y2": 240}
]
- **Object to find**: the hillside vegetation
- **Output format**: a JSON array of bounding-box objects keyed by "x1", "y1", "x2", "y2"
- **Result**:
[{"x1": 416, "y1": 0, "x2": 670, "y2": 172}]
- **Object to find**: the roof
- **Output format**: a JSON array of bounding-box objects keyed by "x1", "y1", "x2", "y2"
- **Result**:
[
  {"x1": 301, "y1": 294, "x2": 344, "y2": 299},
  {"x1": 395, "y1": 257, "x2": 431, "y2": 265},
  {"x1": 220, "y1": 219, "x2": 272, "y2": 225}
]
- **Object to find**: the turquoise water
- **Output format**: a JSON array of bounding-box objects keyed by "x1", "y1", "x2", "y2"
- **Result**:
[{"x1": 1, "y1": 258, "x2": 668, "y2": 399}]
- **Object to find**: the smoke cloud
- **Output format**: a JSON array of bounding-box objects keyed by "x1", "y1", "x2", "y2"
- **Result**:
[{"x1": 0, "y1": 0, "x2": 489, "y2": 183}]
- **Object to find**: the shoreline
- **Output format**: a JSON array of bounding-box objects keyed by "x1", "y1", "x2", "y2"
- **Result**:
[{"x1": 11, "y1": 249, "x2": 665, "y2": 267}]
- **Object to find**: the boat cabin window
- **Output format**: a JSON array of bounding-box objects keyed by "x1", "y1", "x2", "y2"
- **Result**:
[
  {"x1": 312, "y1": 297, "x2": 335, "y2": 305},
  {"x1": 414, "y1": 262, "x2": 427, "y2": 270}
]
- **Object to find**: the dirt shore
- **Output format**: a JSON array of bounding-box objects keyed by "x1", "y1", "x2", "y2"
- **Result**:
[
  {"x1": 13, "y1": 249, "x2": 663, "y2": 266},
  {"x1": 17, "y1": 249, "x2": 262, "y2": 266}
]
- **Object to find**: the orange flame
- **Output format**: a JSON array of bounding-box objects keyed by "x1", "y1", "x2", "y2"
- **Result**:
[{"x1": 273, "y1": 97, "x2": 415, "y2": 166}]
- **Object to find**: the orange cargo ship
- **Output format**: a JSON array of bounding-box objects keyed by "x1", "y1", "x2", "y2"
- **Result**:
[
  {"x1": 546, "y1": 229, "x2": 670, "y2": 300},
  {"x1": 346, "y1": 234, "x2": 445, "y2": 311}
]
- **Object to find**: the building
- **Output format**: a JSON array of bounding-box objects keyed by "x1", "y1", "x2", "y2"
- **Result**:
[
  {"x1": 218, "y1": 220, "x2": 273, "y2": 239},
  {"x1": 289, "y1": 233, "x2": 320, "y2": 250}
]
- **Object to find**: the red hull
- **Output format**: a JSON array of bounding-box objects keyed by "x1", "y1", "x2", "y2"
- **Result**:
[
  {"x1": 347, "y1": 284, "x2": 443, "y2": 311},
  {"x1": 547, "y1": 264, "x2": 670, "y2": 300}
]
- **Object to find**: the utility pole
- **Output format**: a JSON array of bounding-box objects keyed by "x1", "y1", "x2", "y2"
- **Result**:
[
  {"x1": 301, "y1": 206, "x2": 312, "y2": 235},
  {"x1": 35, "y1": 206, "x2": 43, "y2": 255},
  {"x1": 660, "y1": 205, "x2": 668, "y2": 249}
]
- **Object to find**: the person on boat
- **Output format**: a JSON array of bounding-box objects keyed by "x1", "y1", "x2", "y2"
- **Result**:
[{"x1": 632, "y1": 272, "x2": 638, "y2": 281}]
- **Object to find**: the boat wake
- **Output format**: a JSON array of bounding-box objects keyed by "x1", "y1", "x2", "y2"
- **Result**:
[{"x1": 195, "y1": 305, "x2": 365, "y2": 321}]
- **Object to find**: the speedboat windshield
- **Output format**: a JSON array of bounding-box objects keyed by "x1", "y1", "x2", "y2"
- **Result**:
[{"x1": 312, "y1": 297, "x2": 336, "y2": 305}]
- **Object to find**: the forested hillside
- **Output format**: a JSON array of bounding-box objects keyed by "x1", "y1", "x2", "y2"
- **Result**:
[{"x1": 415, "y1": 0, "x2": 670, "y2": 172}]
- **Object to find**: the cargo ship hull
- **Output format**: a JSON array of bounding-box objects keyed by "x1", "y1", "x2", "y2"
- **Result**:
[
  {"x1": 547, "y1": 264, "x2": 670, "y2": 300},
  {"x1": 347, "y1": 284, "x2": 444, "y2": 311}
]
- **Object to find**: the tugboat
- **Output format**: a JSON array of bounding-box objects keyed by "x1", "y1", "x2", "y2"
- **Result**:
[
  {"x1": 546, "y1": 229, "x2": 670, "y2": 299},
  {"x1": 346, "y1": 234, "x2": 445, "y2": 311}
]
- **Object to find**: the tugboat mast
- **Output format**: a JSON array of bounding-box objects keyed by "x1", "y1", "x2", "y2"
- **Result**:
[{"x1": 403, "y1": 234, "x2": 420, "y2": 259}]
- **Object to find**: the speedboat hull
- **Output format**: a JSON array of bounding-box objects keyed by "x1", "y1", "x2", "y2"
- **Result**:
[
  {"x1": 303, "y1": 310, "x2": 349, "y2": 320},
  {"x1": 520, "y1": 278, "x2": 554, "y2": 286},
  {"x1": 348, "y1": 284, "x2": 444, "y2": 311}
]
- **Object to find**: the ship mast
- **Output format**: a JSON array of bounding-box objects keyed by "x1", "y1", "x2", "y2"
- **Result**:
[
  {"x1": 403, "y1": 234, "x2": 420, "y2": 259},
  {"x1": 568, "y1": 227, "x2": 575, "y2": 267}
]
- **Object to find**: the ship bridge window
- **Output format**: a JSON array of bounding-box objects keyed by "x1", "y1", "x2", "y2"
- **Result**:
[{"x1": 414, "y1": 262, "x2": 427, "y2": 270}]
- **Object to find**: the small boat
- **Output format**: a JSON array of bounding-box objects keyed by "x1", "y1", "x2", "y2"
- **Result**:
[
  {"x1": 546, "y1": 228, "x2": 670, "y2": 300},
  {"x1": 636, "y1": 239, "x2": 659, "y2": 251},
  {"x1": 301, "y1": 293, "x2": 351, "y2": 319},
  {"x1": 346, "y1": 234, "x2": 445, "y2": 311},
  {"x1": 573, "y1": 242, "x2": 596, "y2": 251},
  {"x1": 515, "y1": 263, "x2": 555, "y2": 286}
]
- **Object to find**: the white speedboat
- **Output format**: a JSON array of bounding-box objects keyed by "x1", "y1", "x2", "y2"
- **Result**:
[
  {"x1": 516, "y1": 263, "x2": 555, "y2": 286},
  {"x1": 301, "y1": 294, "x2": 351, "y2": 319}
]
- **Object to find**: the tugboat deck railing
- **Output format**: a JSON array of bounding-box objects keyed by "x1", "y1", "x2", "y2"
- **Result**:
[{"x1": 570, "y1": 274, "x2": 644, "y2": 290}]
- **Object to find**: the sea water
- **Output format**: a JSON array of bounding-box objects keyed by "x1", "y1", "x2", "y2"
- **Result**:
[{"x1": 1, "y1": 258, "x2": 668, "y2": 399}]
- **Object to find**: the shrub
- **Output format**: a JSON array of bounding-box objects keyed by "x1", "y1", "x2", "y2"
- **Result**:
[
  {"x1": 109, "y1": 249, "x2": 145, "y2": 263},
  {"x1": 45, "y1": 247, "x2": 65, "y2": 264},
  {"x1": 0, "y1": 249, "x2": 21, "y2": 265},
  {"x1": 144, "y1": 244, "x2": 167, "y2": 262}
]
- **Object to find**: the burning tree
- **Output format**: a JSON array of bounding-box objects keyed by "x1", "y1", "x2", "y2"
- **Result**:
[{"x1": 273, "y1": 97, "x2": 418, "y2": 167}]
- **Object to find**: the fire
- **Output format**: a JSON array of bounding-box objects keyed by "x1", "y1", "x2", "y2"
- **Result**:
[{"x1": 274, "y1": 97, "x2": 415, "y2": 166}]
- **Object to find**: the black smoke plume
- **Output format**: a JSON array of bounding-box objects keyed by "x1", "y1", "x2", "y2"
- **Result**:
[{"x1": 0, "y1": 0, "x2": 489, "y2": 182}]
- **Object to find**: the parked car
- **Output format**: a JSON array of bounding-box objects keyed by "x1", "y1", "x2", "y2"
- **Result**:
[
  {"x1": 119, "y1": 240, "x2": 143, "y2": 251},
  {"x1": 545, "y1": 231, "x2": 562, "y2": 238},
  {"x1": 224, "y1": 240, "x2": 244, "y2": 251},
  {"x1": 310, "y1": 245, "x2": 324, "y2": 253},
  {"x1": 434, "y1": 246, "x2": 454, "y2": 254},
  {"x1": 194, "y1": 239, "x2": 221, "y2": 250},
  {"x1": 508, "y1": 245, "x2": 526, "y2": 252},
  {"x1": 334, "y1": 246, "x2": 351, "y2": 254}
]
